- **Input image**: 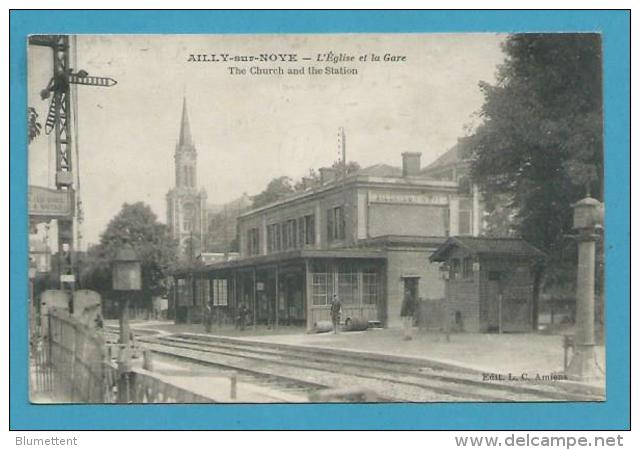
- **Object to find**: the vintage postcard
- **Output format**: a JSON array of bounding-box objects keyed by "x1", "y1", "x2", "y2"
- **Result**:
[{"x1": 27, "y1": 32, "x2": 606, "y2": 405}]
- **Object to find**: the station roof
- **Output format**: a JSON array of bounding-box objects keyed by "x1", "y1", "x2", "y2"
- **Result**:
[
  {"x1": 358, "y1": 164, "x2": 403, "y2": 178},
  {"x1": 429, "y1": 236, "x2": 546, "y2": 262},
  {"x1": 421, "y1": 136, "x2": 474, "y2": 175},
  {"x1": 171, "y1": 247, "x2": 387, "y2": 276}
]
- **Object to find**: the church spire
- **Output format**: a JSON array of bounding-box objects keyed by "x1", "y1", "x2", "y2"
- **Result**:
[{"x1": 178, "y1": 97, "x2": 193, "y2": 147}]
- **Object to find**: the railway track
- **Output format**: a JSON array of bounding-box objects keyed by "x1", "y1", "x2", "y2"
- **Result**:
[
  {"x1": 106, "y1": 328, "x2": 603, "y2": 403},
  {"x1": 104, "y1": 327, "x2": 339, "y2": 401}
]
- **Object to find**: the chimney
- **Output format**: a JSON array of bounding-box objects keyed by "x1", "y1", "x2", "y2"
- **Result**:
[
  {"x1": 302, "y1": 176, "x2": 314, "y2": 190},
  {"x1": 319, "y1": 167, "x2": 338, "y2": 184},
  {"x1": 402, "y1": 152, "x2": 422, "y2": 177}
]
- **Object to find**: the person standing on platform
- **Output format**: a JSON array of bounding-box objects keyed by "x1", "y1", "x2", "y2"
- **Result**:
[
  {"x1": 204, "y1": 303, "x2": 212, "y2": 333},
  {"x1": 400, "y1": 290, "x2": 416, "y2": 341},
  {"x1": 237, "y1": 304, "x2": 244, "y2": 331},
  {"x1": 330, "y1": 293, "x2": 342, "y2": 334}
]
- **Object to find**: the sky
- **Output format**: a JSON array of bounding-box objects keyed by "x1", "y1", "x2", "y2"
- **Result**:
[{"x1": 28, "y1": 33, "x2": 506, "y2": 249}]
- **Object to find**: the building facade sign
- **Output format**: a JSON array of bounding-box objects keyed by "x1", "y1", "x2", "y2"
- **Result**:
[
  {"x1": 368, "y1": 191, "x2": 448, "y2": 206},
  {"x1": 28, "y1": 186, "x2": 74, "y2": 218}
]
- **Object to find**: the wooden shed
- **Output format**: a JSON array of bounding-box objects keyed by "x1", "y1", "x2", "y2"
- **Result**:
[{"x1": 430, "y1": 237, "x2": 545, "y2": 333}]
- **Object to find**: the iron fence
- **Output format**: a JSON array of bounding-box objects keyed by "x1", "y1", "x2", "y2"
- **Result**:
[{"x1": 31, "y1": 309, "x2": 215, "y2": 403}]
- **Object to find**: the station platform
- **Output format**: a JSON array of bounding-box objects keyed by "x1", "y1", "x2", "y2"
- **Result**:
[{"x1": 121, "y1": 320, "x2": 606, "y2": 392}]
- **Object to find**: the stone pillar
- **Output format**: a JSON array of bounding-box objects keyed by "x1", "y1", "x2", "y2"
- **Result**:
[
  {"x1": 566, "y1": 196, "x2": 604, "y2": 381},
  {"x1": 566, "y1": 233, "x2": 600, "y2": 380}
]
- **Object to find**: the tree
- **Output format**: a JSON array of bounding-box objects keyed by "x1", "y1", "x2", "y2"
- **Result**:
[
  {"x1": 80, "y1": 202, "x2": 178, "y2": 313},
  {"x1": 293, "y1": 168, "x2": 321, "y2": 192},
  {"x1": 471, "y1": 34, "x2": 603, "y2": 253},
  {"x1": 251, "y1": 176, "x2": 295, "y2": 209},
  {"x1": 481, "y1": 193, "x2": 519, "y2": 238},
  {"x1": 469, "y1": 34, "x2": 604, "y2": 325},
  {"x1": 331, "y1": 160, "x2": 361, "y2": 176},
  {"x1": 254, "y1": 162, "x2": 361, "y2": 208},
  {"x1": 293, "y1": 162, "x2": 361, "y2": 192}
]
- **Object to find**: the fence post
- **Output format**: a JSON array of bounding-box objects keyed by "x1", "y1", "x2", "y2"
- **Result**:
[
  {"x1": 47, "y1": 313, "x2": 53, "y2": 393},
  {"x1": 230, "y1": 371, "x2": 237, "y2": 400},
  {"x1": 143, "y1": 349, "x2": 154, "y2": 371},
  {"x1": 70, "y1": 321, "x2": 77, "y2": 401}
]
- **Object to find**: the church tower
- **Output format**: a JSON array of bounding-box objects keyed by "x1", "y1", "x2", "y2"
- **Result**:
[{"x1": 166, "y1": 98, "x2": 208, "y2": 260}]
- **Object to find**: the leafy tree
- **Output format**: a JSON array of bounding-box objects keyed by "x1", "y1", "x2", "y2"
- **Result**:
[
  {"x1": 80, "y1": 202, "x2": 178, "y2": 312},
  {"x1": 469, "y1": 34, "x2": 604, "y2": 325},
  {"x1": 293, "y1": 168, "x2": 321, "y2": 192},
  {"x1": 251, "y1": 176, "x2": 295, "y2": 209},
  {"x1": 471, "y1": 33, "x2": 603, "y2": 254},
  {"x1": 293, "y1": 162, "x2": 361, "y2": 192},
  {"x1": 331, "y1": 160, "x2": 361, "y2": 175},
  {"x1": 254, "y1": 162, "x2": 361, "y2": 208},
  {"x1": 481, "y1": 194, "x2": 519, "y2": 238}
]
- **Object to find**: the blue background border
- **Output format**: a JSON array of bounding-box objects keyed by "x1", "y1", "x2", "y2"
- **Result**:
[{"x1": 9, "y1": 10, "x2": 630, "y2": 430}]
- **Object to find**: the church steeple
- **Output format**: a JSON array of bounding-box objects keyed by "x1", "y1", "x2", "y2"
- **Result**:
[
  {"x1": 167, "y1": 95, "x2": 207, "y2": 260},
  {"x1": 178, "y1": 96, "x2": 193, "y2": 147},
  {"x1": 174, "y1": 97, "x2": 197, "y2": 188}
]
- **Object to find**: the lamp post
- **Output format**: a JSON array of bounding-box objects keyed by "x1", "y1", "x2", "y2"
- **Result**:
[
  {"x1": 112, "y1": 242, "x2": 141, "y2": 402},
  {"x1": 566, "y1": 196, "x2": 604, "y2": 381}
]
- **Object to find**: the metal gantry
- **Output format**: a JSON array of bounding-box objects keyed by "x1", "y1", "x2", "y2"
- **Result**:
[{"x1": 29, "y1": 35, "x2": 117, "y2": 290}]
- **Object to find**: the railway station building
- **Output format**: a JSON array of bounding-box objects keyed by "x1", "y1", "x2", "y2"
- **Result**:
[{"x1": 171, "y1": 144, "x2": 486, "y2": 329}]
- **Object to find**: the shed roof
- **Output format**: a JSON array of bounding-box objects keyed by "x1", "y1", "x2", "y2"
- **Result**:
[{"x1": 429, "y1": 236, "x2": 546, "y2": 262}]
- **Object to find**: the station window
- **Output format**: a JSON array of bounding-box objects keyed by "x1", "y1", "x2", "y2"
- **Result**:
[
  {"x1": 282, "y1": 219, "x2": 297, "y2": 250},
  {"x1": 273, "y1": 223, "x2": 281, "y2": 252},
  {"x1": 312, "y1": 273, "x2": 330, "y2": 305},
  {"x1": 290, "y1": 219, "x2": 298, "y2": 249},
  {"x1": 247, "y1": 227, "x2": 260, "y2": 256},
  {"x1": 327, "y1": 206, "x2": 345, "y2": 241},
  {"x1": 462, "y1": 257, "x2": 474, "y2": 280},
  {"x1": 267, "y1": 225, "x2": 274, "y2": 253},
  {"x1": 362, "y1": 270, "x2": 378, "y2": 305},
  {"x1": 176, "y1": 278, "x2": 189, "y2": 306},
  {"x1": 459, "y1": 198, "x2": 473, "y2": 235},
  {"x1": 281, "y1": 222, "x2": 289, "y2": 250},
  {"x1": 211, "y1": 279, "x2": 228, "y2": 306},
  {"x1": 450, "y1": 258, "x2": 461, "y2": 280},
  {"x1": 304, "y1": 214, "x2": 315, "y2": 245},
  {"x1": 196, "y1": 278, "x2": 209, "y2": 305},
  {"x1": 337, "y1": 272, "x2": 358, "y2": 305},
  {"x1": 297, "y1": 217, "x2": 305, "y2": 247}
]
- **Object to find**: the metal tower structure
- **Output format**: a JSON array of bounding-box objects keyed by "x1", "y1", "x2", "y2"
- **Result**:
[{"x1": 29, "y1": 35, "x2": 117, "y2": 290}]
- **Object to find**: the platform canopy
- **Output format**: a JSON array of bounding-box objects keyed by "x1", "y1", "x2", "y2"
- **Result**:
[{"x1": 170, "y1": 247, "x2": 387, "y2": 277}]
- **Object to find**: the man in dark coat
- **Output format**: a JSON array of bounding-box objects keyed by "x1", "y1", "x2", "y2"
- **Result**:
[
  {"x1": 330, "y1": 294, "x2": 342, "y2": 334},
  {"x1": 400, "y1": 290, "x2": 416, "y2": 340},
  {"x1": 236, "y1": 304, "x2": 248, "y2": 331}
]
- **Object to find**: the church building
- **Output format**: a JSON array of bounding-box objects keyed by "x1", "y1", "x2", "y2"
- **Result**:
[{"x1": 166, "y1": 98, "x2": 208, "y2": 260}]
